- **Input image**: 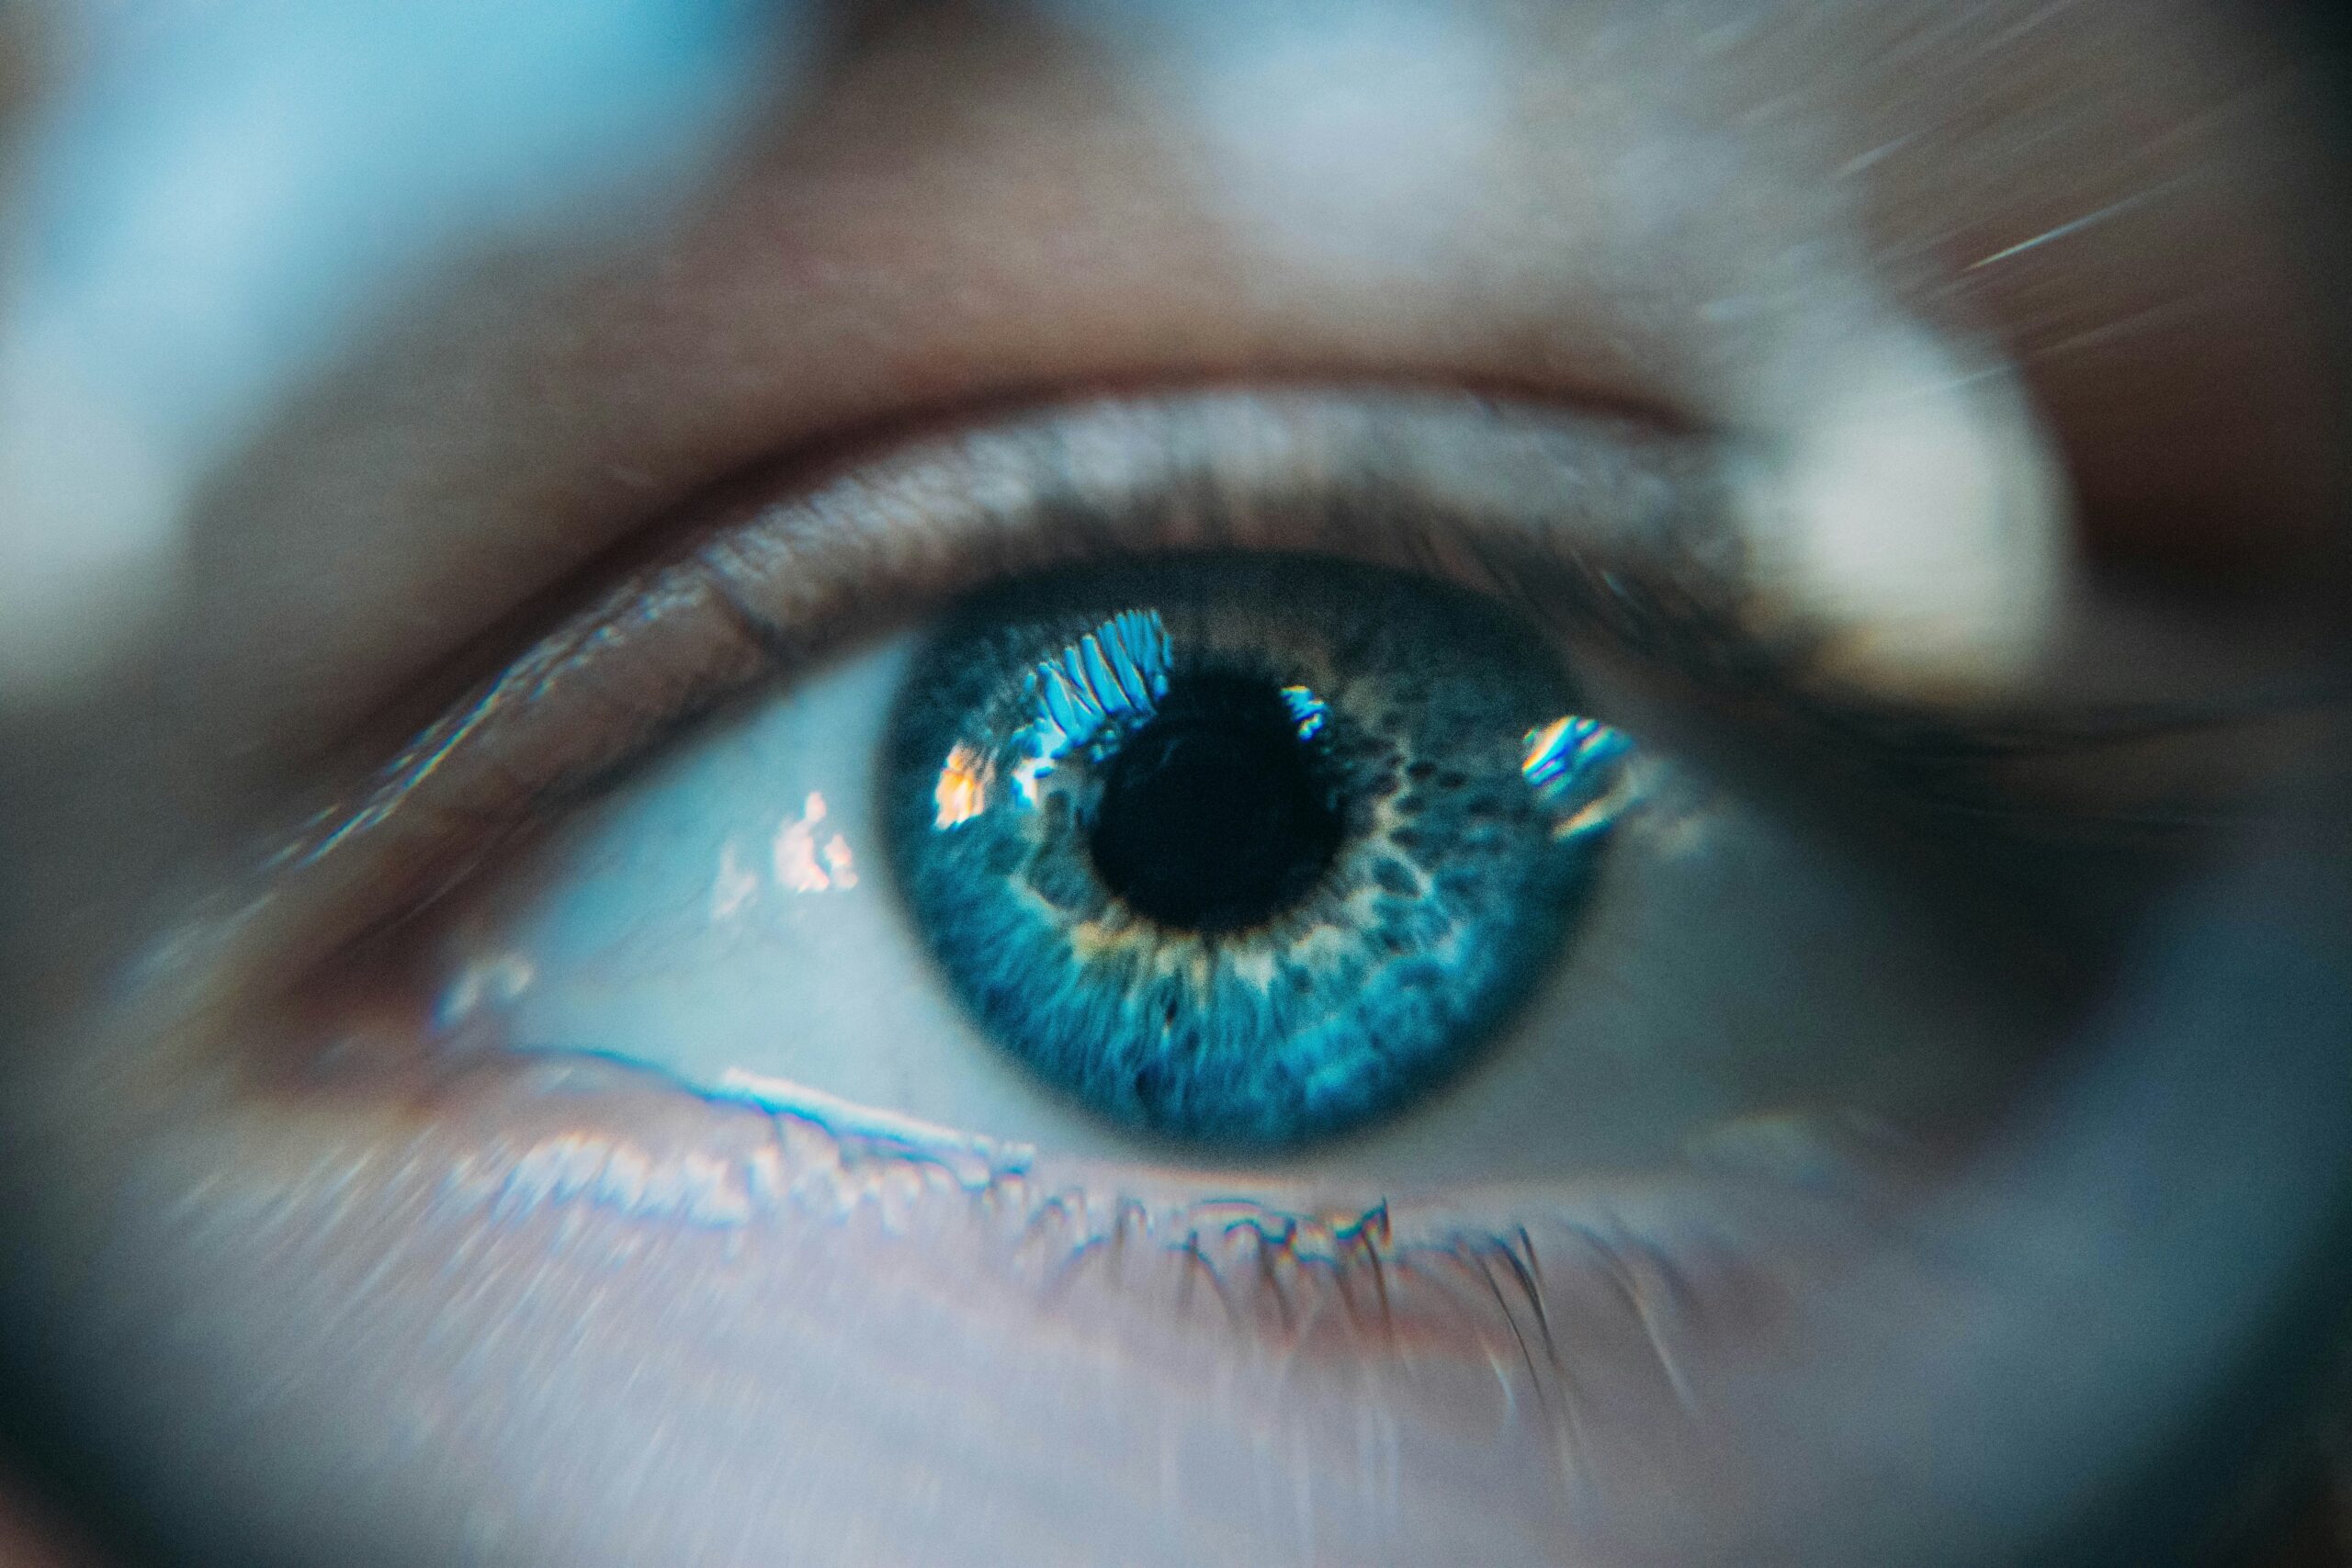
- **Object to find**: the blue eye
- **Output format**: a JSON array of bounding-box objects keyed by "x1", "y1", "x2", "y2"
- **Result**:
[
  {"x1": 883, "y1": 556, "x2": 1631, "y2": 1147},
  {"x1": 379, "y1": 393, "x2": 2041, "y2": 1189}
]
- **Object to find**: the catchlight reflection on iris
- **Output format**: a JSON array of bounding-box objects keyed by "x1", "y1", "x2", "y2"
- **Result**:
[{"x1": 886, "y1": 556, "x2": 1638, "y2": 1149}]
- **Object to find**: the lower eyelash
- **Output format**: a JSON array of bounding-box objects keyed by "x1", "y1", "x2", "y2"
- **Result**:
[{"x1": 409, "y1": 1037, "x2": 1872, "y2": 1404}]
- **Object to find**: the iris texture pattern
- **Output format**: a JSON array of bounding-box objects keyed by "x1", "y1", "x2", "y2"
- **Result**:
[{"x1": 882, "y1": 557, "x2": 1630, "y2": 1147}]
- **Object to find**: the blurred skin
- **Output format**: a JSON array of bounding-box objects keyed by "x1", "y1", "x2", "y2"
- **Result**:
[{"x1": 2, "y1": 3, "x2": 2350, "y2": 1565}]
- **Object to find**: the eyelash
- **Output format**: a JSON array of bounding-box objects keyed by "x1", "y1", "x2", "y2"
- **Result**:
[{"x1": 427, "y1": 1038, "x2": 1821, "y2": 1398}]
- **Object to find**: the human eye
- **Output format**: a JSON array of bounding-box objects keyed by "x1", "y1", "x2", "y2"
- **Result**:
[
  {"x1": 268, "y1": 380, "x2": 2115, "y2": 1202},
  {"x1": 5, "y1": 6, "x2": 2352, "y2": 1568}
]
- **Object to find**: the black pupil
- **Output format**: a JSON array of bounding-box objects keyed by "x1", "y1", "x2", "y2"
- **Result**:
[{"x1": 1087, "y1": 672, "x2": 1343, "y2": 932}]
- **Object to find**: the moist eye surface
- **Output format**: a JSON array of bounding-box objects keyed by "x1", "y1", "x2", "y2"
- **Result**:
[{"x1": 881, "y1": 555, "x2": 1632, "y2": 1149}]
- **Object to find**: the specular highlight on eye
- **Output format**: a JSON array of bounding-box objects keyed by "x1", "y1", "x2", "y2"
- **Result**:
[{"x1": 883, "y1": 556, "x2": 1635, "y2": 1149}]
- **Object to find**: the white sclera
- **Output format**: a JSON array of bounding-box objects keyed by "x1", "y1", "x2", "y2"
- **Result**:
[{"x1": 431, "y1": 628, "x2": 2052, "y2": 1181}]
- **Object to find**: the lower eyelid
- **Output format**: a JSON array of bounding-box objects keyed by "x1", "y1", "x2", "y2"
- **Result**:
[
  {"x1": 182, "y1": 1015, "x2": 1915, "y2": 1371},
  {"x1": 33, "y1": 1003, "x2": 1941, "y2": 1568}
]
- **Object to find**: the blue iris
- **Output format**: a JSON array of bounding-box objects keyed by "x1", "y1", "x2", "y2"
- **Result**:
[{"x1": 882, "y1": 557, "x2": 1631, "y2": 1148}]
